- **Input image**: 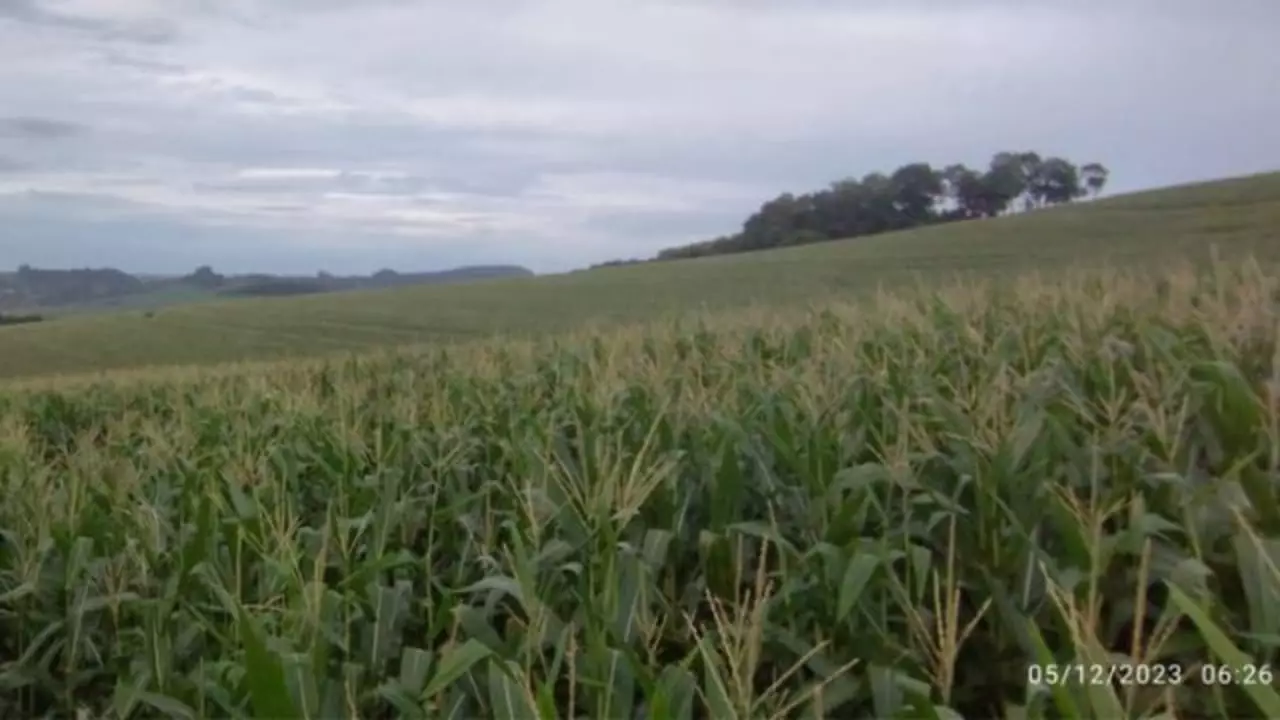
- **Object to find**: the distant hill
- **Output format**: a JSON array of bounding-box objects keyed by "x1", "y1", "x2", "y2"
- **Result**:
[
  {"x1": 214, "y1": 265, "x2": 535, "y2": 298},
  {"x1": 1, "y1": 171, "x2": 1277, "y2": 381},
  {"x1": 0, "y1": 263, "x2": 534, "y2": 312},
  {"x1": 0, "y1": 265, "x2": 144, "y2": 310}
]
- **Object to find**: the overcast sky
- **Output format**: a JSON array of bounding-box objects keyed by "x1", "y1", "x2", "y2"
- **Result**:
[{"x1": 0, "y1": 0, "x2": 1277, "y2": 275}]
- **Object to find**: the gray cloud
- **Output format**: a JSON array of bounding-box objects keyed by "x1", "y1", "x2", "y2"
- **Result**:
[
  {"x1": 0, "y1": 0, "x2": 179, "y2": 43},
  {"x1": 99, "y1": 51, "x2": 186, "y2": 74},
  {"x1": 0, "y1": 0, "x2": 94, "y2": 28},
  {"x1": 1, "y1": 0, "x2": 1278, "y2": 274},
  {"x1": 0, "y1": 116, "x2": 87, "y2": 139}
]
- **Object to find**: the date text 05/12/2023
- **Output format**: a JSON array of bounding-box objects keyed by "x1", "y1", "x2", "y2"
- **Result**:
[{"x1": 1026, "y1": 663, "x2": 1274, "y2": 688}]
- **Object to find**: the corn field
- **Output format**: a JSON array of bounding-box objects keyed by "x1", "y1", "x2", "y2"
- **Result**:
[{"x1": 1, "y1": 258, "x2": 1278, "y2": 719}]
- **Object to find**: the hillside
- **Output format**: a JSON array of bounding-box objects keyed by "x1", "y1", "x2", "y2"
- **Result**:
[{"x1": 1, "y1": 171, "x2": 1278, "y2": 381}]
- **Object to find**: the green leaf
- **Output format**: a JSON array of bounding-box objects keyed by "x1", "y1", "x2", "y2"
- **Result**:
[
  {"x1": 422, "y1": 639, "x2": 493, "y2": 701},
  {"x1": 1069, "y1": 619, "x2": 1127, "y2": 719},
  {"x1": 1021, "y1": 613, "x2": 1085, "y2": 719},
  {"x1": 1168, "y1": 583, "x2": 1280, "y2": 718},
  {"x1": 366, "y1": 583, "x2": 408, "y2": 673},
  {"x1": 132, "y1": 691, "x2": 198, "y2": 720},
  {"x1": 868, "y1": 666, "x2": 904, "y2": 719},
  {"x1": 376, "y1": 682, "x2": 426, "y2": 720},
  {"x1": 488, "y1": 660, "x2": 537, "y2": 720},
  {"x1": 455, "y1": 605, "x2": 508, "y2": 654},
  {"x1": 1232, "y1": 531, "x2": 1280, "y2": 662},
  {"x1": 399, "y1": 646, "x2": 434, "y2": 696},
  {"x1": 283, "y1": 651, "x2": 320, "y2": 720},
  {"x1": 837, "y1": 553, "x2": 880, "y2": 622},
  {"x1": 535, "y1": 681, "x2": 560, "y2": 720},
  {"x1": 237, "y1": 608, "x2": 300, "y2": 720},
  {"x1": 599, "y1": 648, "x2": 635, "y2": 720},
  {"x1": 650, "y1": 665, "x2": 696, "y2": 720},
  {"x1": 695, "y1": 636, "x2": 737, "y2": 720}
]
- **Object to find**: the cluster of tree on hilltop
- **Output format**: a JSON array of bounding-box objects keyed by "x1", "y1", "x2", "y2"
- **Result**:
[
  {"x1": 655, "y1": 151, "x2": 1109, "y2": 261},
  {"x1": 0, "y1": 265, "x2": 144, "y2": 309},
  {"x1": 0, "y1": 312, "x2": 43, "y2": 326}
]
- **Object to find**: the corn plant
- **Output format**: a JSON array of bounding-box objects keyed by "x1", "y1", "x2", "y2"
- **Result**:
[{"x1": 1, "y1": 257, "x2": 1278, "y2": 718}]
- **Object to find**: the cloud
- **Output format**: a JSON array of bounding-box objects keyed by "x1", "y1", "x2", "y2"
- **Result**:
[
  {"x1": 0, "y1": 0, "x2": 179, "y2": 43},
  {"x1": 0, "y1": 116, "x2": 87, "y2": 139},
  {"x1": 236, "y1": 168, "x2": 342, "y2": 180},
  {"x1": 0, "y1": 0, "x2": 1278, "y2": 274}
]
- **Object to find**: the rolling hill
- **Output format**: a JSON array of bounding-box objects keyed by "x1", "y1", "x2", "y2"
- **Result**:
[
  {"x1": 0, "y1": 264, "x2": 534, "y2": 316},
  {"x1": 1, "y1": 171, "x2": 1278, "y2": 381}
]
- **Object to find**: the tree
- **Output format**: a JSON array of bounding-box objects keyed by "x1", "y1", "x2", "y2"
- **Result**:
[
  {"x1": 186, "y1": 265, "x2": 224, "y2": 289},
  {"x1": 980, "y1": 150, "x2": 1052, "y2": 210},
  {"x1": 1016, "y1": 152, "x2": 1044, "y2": 207},
  {"x1": 982, "y1": 153, "x2": 1030, "y2": 215},
  {"x1": 941, "y1": 164, "x2": 997, "y2": 219},
  {"x1": 1028, "y1": 157, "x2": 1084, "y2": 206},
  {"x1": 889, "y1": 162, "x2": 943, "y2": 224},
  {"x1": 811, "y1": 182, "x2": 854, "y2": 239},
  {"x1": 856, "y1": 172, "x2": 900, "y2": 234},
  {"x1": 939, "y1": 164, "x2": 970, "y2": 213},
  {"x1": 1080, "y1": 162, "x2": 1109, "y2": 198},
  {"x1": 741, "y1": 192, "x2": 815, "y2": 250}
]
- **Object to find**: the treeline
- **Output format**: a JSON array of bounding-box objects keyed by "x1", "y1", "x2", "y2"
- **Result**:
[
  {"x1": 218, "y1": 279, "x2": 331, "y2": 298},
  {"x1": 587, "y1": 258, "x2": 645, "y2": 270},
  {"x1": 656, "y1": 151, "x2": 1109, "y2": 260},
  {"x1": 210, "y1": 265, "x2": 536, "y2": 298},
  {"x1": 0, "y1": 313, "x2": 43, "y2": 326},
  {"x1": 5, "y1": 265, "x2": 143, "y2": 307}
]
